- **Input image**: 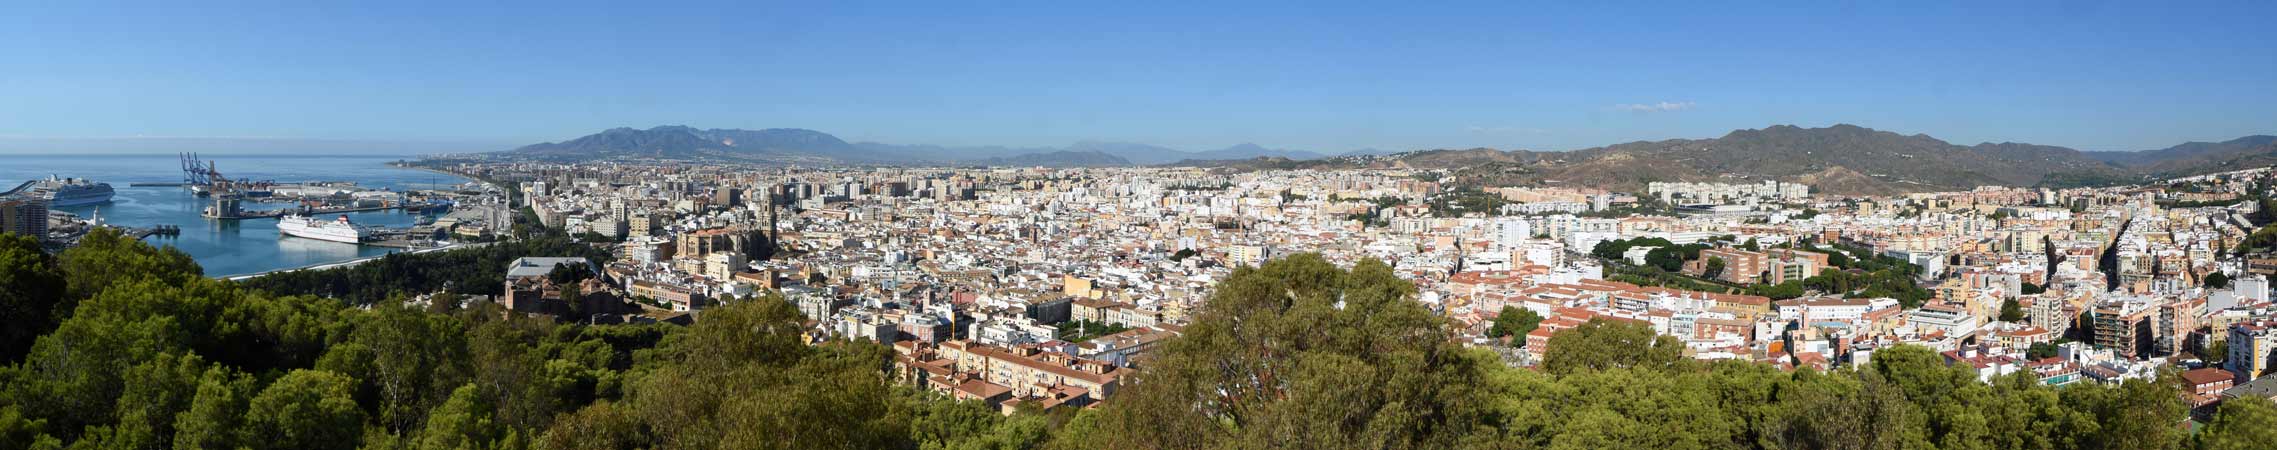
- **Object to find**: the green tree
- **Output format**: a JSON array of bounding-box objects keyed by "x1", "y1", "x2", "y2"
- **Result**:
[
  {"x1": 246, "y1": 370, "x2": 366, "y2": 450},
  {"x1": 418, "y1": 384, "x2": 504, "y2": 450},
  {"x1": 57, "y1": 227, "x2": 201, "y2": 301},
  {"x1": 609, "y1": 293, "x2": 916, "y2": 450},
  {"x1": 2027, "y1": 342, "x2": 2060, "y2": 360},
  {"x1": 2000, "y1": 298, "x2": 2026, "y2": 323},
  {"x1": 1644, "y1": 247, "x2": 1685, "y2": 272},
  {"x1": 1703, "y1": 256, "x2": 1727, "y2": 280},
  {"x1": 1068, "y1": 254, "x2": 1491, "y2": 449},
  {"x1": 2198, "y1": 339, "x2": 2230, "y2": 364},
  {"x1": 107, "y1": 352, "x2": 210, "y2": 449},
  {"x1": 561, "y1": 281, "x2": 584, "y2": 320},
  {"x1": 1869, "y1": 345, "x2": 1975, "y2": 411},
  {"x1": 0, "y1": 405, "x2": 62, "y2": 450},
  {"x1": 2062, "y1": 375, "x2": 2186, "y2": 450},
  {"x1": 2199, "y1": 396, "x2": 2277, "y2": 450},
  {"x1": 1541, "y1": 319, "x2": 1689, "y2": 376},
  {"x1": 2205, "y1": 271, "x2": 2231, "y2": 289},
  {"x1": 340, "y1": 304, "x2": 472, "y2": 433},
  {"x1": 8, "y1": 277, "x2": 219, "y2": 440},
  {"x1": 0, "y1": 231, "x2": 66, "y2": 363},
  {"x1": 1487, "y1": 306, "x2": 1544, "y2": 343},
  {"x1": 1749, "y1": 281, "x2": 1806, "y2": 300},
  {"x1": 534, "y1": 401, "x2": 647, "y2": 450},
  {"x1": 1772, "y1": 370, "x2": 1930, "y2": 450},
  {"x1": 171, "y1": 366, "x2": 258, "y2": 450}
]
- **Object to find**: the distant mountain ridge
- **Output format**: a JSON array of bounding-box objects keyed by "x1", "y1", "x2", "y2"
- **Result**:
[
  {"x1": 2084, "y1": 135, "x2": 2277, "y2": 176},
  {"x1": 506, "y1": 126, "x2": 1331, "y2": 165},
  {"x1": 1179, "y1": 124, "x2": 2271, "y2": 196},
  {"x1": 500, "y1": 124, "x2": 2274, "y2": 195},
  {"x1": 510, "y1": 126, "x2": 878, "y2": 162},
  {"x1": 1545, "y1": 124, "x2": 2134, "y2": 195},
  {"x1": 974, "y1": 150, "x2": 1131, "y2": 168}
]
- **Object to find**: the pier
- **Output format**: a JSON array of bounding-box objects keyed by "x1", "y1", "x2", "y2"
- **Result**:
[
  {"x1": 126, "y1": 225, "x2": 182, "y2": 239},
  {"x1": 204, "y1": 202, "x2": 448, "y2": 220}
]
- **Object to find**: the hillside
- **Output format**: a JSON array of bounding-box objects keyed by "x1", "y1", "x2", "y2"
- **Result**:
[
  {"x1": 973, "y1": 150, "x2": 1131, "y2": 167},
  {"x1": 500, "y1": 124, "x2": 2273, "y2": 195},
  {"x1": 2086, "y1": 135, "x2": 2277, "y2": 176},
  {"x1": 507, "y1": 127, "x2": 1323, "y2": 166},
  {"x1": 1543, "y1": 124, "x2": 2134, "y2": 193},
  {"x1": 509, "y1": 126, "x2": 876, "y2": 162},
  {"x1": 1179, "y1": 124, "x2": 2263, "y2": 196}
]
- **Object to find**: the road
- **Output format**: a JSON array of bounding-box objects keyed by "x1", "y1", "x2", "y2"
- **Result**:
[{"x1": 220, "y1": 241, "x2": 496, "y2": 282}]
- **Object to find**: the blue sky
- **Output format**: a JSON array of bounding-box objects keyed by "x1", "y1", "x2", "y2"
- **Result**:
[{"x1": 1, "y1": 0, "x2": 2272, "y2": 153}]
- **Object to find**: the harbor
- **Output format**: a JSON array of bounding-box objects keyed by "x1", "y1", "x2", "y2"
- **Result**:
[{"x1": 0, "y1": 153, "x2": 509, "y2": 277}]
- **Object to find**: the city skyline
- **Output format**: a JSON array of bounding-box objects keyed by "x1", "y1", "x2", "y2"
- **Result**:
[
  {"x1": 8, "y1": 2, "x2": 2277, "y2": 444},
  {"x1": 4, "y1": 1, "x2": 2275, "y2": 153}
]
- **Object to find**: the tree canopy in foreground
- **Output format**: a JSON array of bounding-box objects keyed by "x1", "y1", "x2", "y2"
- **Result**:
[{"x1": 0, "y1": 233, "x2": 2265, "y2": 449}]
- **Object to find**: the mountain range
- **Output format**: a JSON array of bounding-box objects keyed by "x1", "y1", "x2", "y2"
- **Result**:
[
  {"x1": 501, "y1": 124, "x2": 2276, "y2": 196},
  {"x1": 1162, "y1": 126, "x2": 2276, "y2": 196},
  {"x1": 506, "y1": 125, "x2": 1325, "y2": 166}
]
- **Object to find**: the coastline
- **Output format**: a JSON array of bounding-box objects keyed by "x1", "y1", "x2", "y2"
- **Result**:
[
  {"x1": 392, "y1": 162, "x2": 512, "y2": 201},
  {"x1": 211, "y1": 161, "x2": 504, "y2": 281},
  {"x1": 392, "y1": 163, "x2": 481, "y2": 187},
  {"x1": 221, "y1": 241, "x2": 495, "y2": 281}
]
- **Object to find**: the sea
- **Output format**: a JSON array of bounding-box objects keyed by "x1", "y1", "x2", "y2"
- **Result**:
[{"x1": 0, "y1": 153, "x2": 473, "y2": 277}]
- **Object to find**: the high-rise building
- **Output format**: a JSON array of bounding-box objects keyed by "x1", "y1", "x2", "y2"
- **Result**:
[
  {"x1": 711, "y1": 187, "x2": 741, "y2": 207},
  {"x1": 627, "y1": 212, "x2": 654, "y2": 238},
  {"x1": 2228, "y1": 321, "x2": 2277, "y2": 382},
  {"x1": 2092, "y1": 300, "x2": 2157, "y2": 359},
  {"x1": 0, "y1": 196, "x2": 48, "y2": 239},
  {"x1": 2239, "y1": 274, "x2": 2272, "y2": 305}
]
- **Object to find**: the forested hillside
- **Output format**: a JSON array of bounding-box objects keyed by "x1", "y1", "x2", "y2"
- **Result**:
[{"x1": 2, "y1": 232, "x2": 2275, "y2": 449}]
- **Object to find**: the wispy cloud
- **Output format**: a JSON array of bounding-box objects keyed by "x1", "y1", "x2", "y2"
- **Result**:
[{"x1": 1610, "y1": 101, "x2": 1696, "y2": 113}]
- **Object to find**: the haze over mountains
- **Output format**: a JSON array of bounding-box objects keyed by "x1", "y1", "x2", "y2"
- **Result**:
[
  {"x1": 506, "y1": 125, "x2": 1328, "y2": 167},
  {"x1": 504, "y1": 124, "x2": 2276, "y2": 195}
]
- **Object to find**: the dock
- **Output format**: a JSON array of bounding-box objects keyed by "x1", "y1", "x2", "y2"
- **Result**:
[
  {"x1": 361, "y1": 228, "x2": 444, "y2": 248},
  {"x1": 126, "y1": 225, "x2": 182, "y2": 239},
  {"x1": 204, "y1": 202, "x2": 447, "y2": 220}
]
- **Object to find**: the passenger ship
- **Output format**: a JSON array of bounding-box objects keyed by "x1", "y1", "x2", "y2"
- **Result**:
[
  {"x1": 276, "y1": 214, "x2": 368, "y2": 244},
  {"x1": 28, "y1": 175, "x2": 115, "y2": 206}
]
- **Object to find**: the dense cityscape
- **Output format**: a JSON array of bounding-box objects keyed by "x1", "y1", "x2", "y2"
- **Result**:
[
  {"x1": 9, "y1": 2, "x2": 2277, "y2": 449},
  {"x1": 8, "y1": 142, "x2": 2277, "y2": 448},
  {"x1": 418, "y1": 157, "x2": 2277, "y2": 406}
]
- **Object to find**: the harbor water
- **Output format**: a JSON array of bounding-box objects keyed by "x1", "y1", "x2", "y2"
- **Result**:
[{"x1": 0, "y1": 153, "x2": 473, "y2": 277}]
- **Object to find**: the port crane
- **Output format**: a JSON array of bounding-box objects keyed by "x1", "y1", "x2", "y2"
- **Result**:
[{"x1": 178, "y1": 153, "x2": 273, "y2": 196}]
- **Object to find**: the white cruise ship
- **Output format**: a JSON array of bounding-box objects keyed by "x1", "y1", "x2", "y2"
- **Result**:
[
  {"x1": 276, "y1": 214, "x2": 368, "y2": 244},
  {"x1": 22, "y1": 176, "x2": 115, "y2": 207}
]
